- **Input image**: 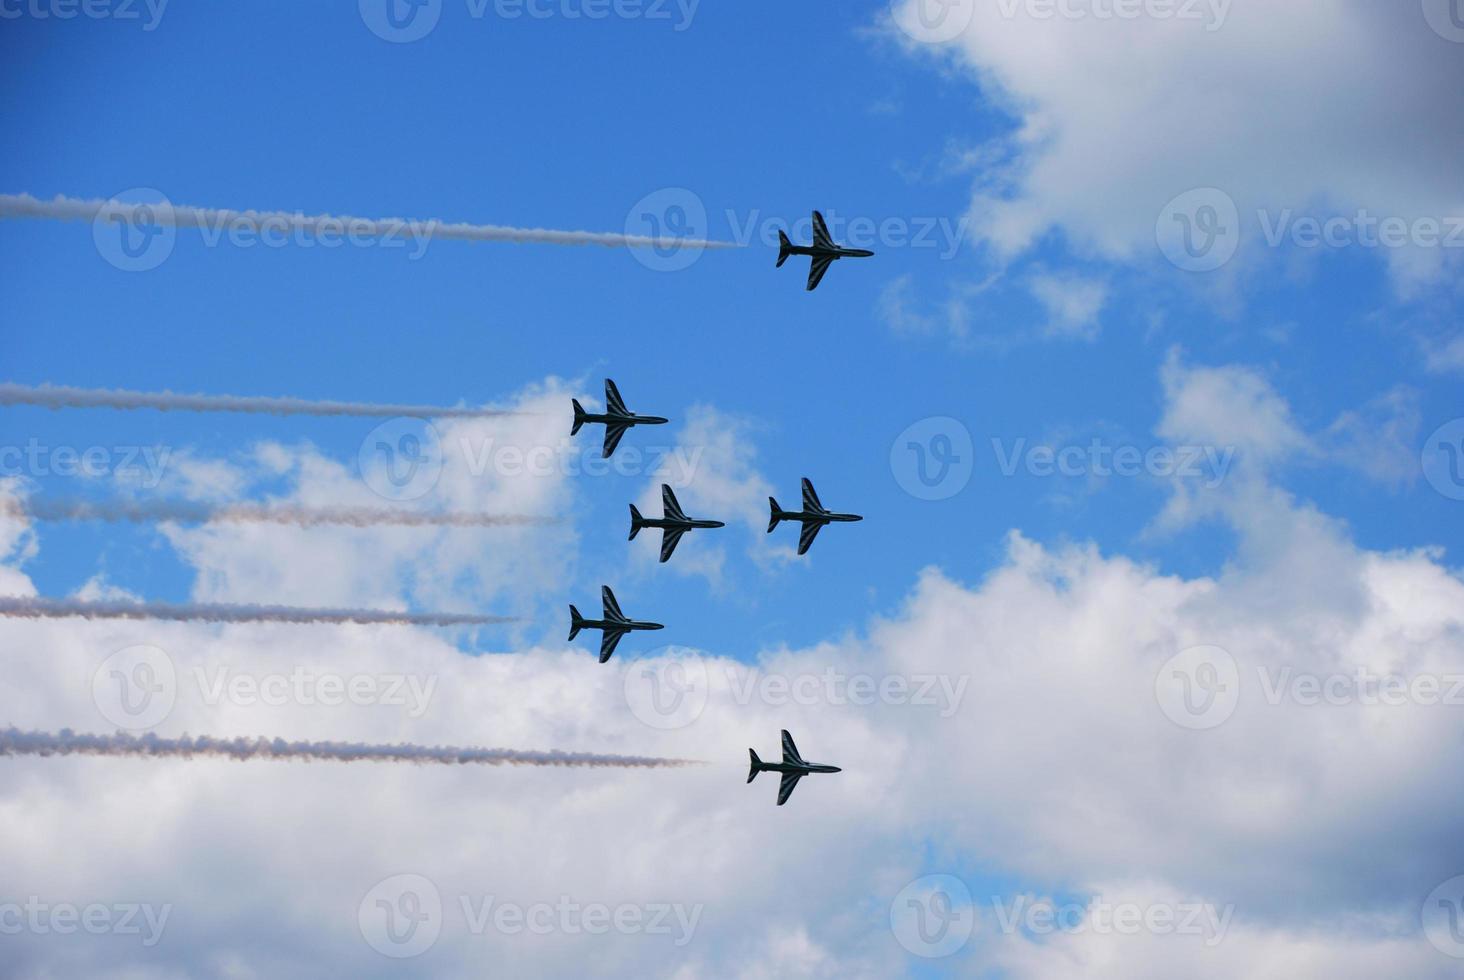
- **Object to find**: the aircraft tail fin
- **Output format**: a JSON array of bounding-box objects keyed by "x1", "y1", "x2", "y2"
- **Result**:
[
  {"x1": 571, "y1": 399, "x2": 588, "y2": 436},
  {"x1": 776, "y1": 230, "x2": 793, "y2": 268},
  {"x1": 628, "y1": 504, "x2": 645, "y2": 541},
  {"x1": 568, "y1": 604, "x2": 585, "y2": 642},
  {"x1": 767, "y1": 498, "x2": 785, "y2": 534},
  {"x1": 748, "y1": 748, "x2": 763, "y2": 783}
]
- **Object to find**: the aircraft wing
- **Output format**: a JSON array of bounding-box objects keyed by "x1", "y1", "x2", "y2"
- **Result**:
[
  {"x1": 602, "y1": 585, "x2": 626, "y2": 622},
  {"x1": 797, "y1": 521, "x2": 822, "y2": 556},
  {"x1": 801, "y1": 478, "x2": 826, "y2": 513},
  {"x1": 603, "y1": 422, "x2": 631, "y2": 458},
  {"x1": 806, "y1": 255, "x2": 834, "y2": 292},
  {"x1": 599, "y1": 630, "x2": 624, "y2": 664},
  {"x1": 604, "y1": 378, "x2": 629, "y2": 415},
  {"x1": 777, "y1": 772, "x2": 804, "y2": 806},
  {"x1": 661, "y1": 484, "x2": 687, "y2": 521},
  {"x1": 659, "y1": 527, "x2": 687, "y2": 564},
  {"x1": 811, "y1": 211, "x2": 835, "y2": 250},
  {"x1": 781, "y1": 729, "x2": 803, "y2": 764}
]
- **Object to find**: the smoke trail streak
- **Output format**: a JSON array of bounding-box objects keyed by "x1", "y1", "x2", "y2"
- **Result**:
[
  {"x1": 0, "y1": 729, "x2": 703, "y2": 769},
  {"x1": 0, "y1": 382, "x2": 520, "y2": 419},
  {"x1": 0, "y1": 192, "x2": 740, "y2": 251},
  {"x1": 3, "y1": 497, "x2": 559, "y2": 530},
  {"x1": 0, "y1": 596, "x2": 512, "y2": 628}
]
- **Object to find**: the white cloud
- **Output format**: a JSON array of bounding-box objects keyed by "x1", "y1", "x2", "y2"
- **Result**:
[
  {"x1": 1029, "y1": 270, "x2": 1109, "y2": 340},
  {"x1": 631, "y1": 405, "x2": 783, "y2": 583},
  {"x1": 891, "y1": 0, "x2": 1464, "y2": 292},
  {"x1": 3, "y1": 367, "x2": 1464, "y2": 976}
]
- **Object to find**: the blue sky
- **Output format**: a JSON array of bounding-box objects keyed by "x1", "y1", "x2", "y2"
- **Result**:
[
  {"x1": 5, "y1": 1, "x2": 1457, "y2": 650},
  {"x1": 3, "y1": 2, "x2": 1464, "y2": 977}
]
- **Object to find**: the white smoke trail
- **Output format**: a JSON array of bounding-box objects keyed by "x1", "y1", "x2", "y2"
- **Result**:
[
  {"x1": 0, "y1": 596, "x2": 513, "y2": 628},
  {"x1": 0, "y1": 382, "x2": 520, "y2": 419},
  {"x1": 0, "y1": 192, "x2": 739, "y2": 251},
  {"x1": 3, "y1": 497, "x2": 558, "y2": 530},
  {"x1": 0, "y1": 728, "x2": 703, "y2": 769}
]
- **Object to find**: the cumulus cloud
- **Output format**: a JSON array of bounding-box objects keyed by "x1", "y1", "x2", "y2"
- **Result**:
[
  {"x1": 631, "y1": 405, "x2": 783, "y2": 582},
  {"x1": 3, "y1": 365, "x2": 1463, "y2": 976},
  {"x1": 890, "y1": 0, "x2": 1464, "y2": 292}
]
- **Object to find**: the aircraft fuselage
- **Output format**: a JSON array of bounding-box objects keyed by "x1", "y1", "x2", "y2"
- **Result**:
[
  {"x1": 785, "y1": 510, "x2": 864, "y2": 526},
  {"x1": 782, "y1": 244, "x2": 875, "y2": 261},
  {"x1": 757, "y1": 760, "x2": 842, "y2": 776},
  {"x1": 639, "y1": 517, "x2": 725, "y2": 531},
  {"x1": 578, "y1": 412, "x2": 669, "y2": 427},
  {"x1": 578, "y1": 619, "x2": 664, "y2": 634}
]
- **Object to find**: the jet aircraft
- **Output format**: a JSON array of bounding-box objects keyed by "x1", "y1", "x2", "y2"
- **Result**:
[
  {"x1": 748, "y1": 730, "x2": 842, "y2": 806},
  {"x1": 572, "y1": 379, "x2": 668, "y2": 458},
  {"x1": 768, "y1": 478, "x2": 863, "y2": 555},
  {"x1": 776, "y1": 210, "x2": 875, "y2": 291},
  {"x1": 630, "y1": 484, "x2": 726, "y2": 563},
  {"x1": 568, "y1": 585, "x2": 667, "y2": 662},
  {"x1": 568, "y1": 586, "x2": 664, "y2": 663}
]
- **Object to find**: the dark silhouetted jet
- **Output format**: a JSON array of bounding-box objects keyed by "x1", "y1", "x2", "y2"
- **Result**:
[
  {"x1": 569, "y1": 586, "x2": 664, "y2": 663},
  {"x1": 748, "y1": 730, "x2": 841, "y2": 806},
  {"x1": 630, "y1": 485, "x2": 726, "y2": 563},
  {"x1": 572, "y1": 379, "x2": 668, "y2": 458},
  {"x1": 777, "y1": 210, "x2": 875, "y2": 291},
  {"x1": 768, "y1": 478, "x2": 863, "y2": 556}
]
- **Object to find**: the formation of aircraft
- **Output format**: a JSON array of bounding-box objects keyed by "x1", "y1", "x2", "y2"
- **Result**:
[
  {"x1": 630, "y1": 484, "x2": 726, "y2": 563},
  {"x1": 768, "y1": 478, "x2": 864, "y2": 555},
  {"x1": 568, "y1": 586, "x2": 664, "y2": 663},
  {"x1": 748, "y1": 730, "x2": 842, "y2": 806},
  {"x1": 572, "y1": 378, "x2": 668, "y2": 458},
  {"x1": 777, "y1": 210, "x2": 875, "y2": 292},
  {"x1": 572, "y1": 211, "x2": 866, "y2": 802}
]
